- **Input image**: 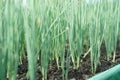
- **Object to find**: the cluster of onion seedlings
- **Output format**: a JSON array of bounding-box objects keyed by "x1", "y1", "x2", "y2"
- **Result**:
[{"x1": 0, "y1": 0, "x2": 120, "y2": 80}]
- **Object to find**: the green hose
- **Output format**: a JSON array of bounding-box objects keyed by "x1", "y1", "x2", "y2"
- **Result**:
[{"x1": 88, "y1": 64, "x2": 120, "y2": 80}]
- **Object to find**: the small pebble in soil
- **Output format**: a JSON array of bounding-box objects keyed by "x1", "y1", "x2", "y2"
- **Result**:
[{"x1": 70, "y1": 78, "x2": 76, "y2": 80}]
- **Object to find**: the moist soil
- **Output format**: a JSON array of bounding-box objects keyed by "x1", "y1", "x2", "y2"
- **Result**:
[{"x1": 17, "y1": 43, "x2": 120, "y2": 80}]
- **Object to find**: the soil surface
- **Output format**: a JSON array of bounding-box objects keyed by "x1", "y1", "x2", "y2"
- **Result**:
[{"x1": 17, "y1": 43, "x2": 120, "y2": 80}]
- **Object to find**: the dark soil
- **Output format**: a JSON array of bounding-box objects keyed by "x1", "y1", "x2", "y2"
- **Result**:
[{"x1": 17, "y1": 43, "x2": 120, "y2": 80}]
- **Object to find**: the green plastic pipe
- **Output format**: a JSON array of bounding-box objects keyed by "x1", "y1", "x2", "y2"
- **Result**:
[{"x1": 88, "y1": 64, "x2": 120, "y2": 80}]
